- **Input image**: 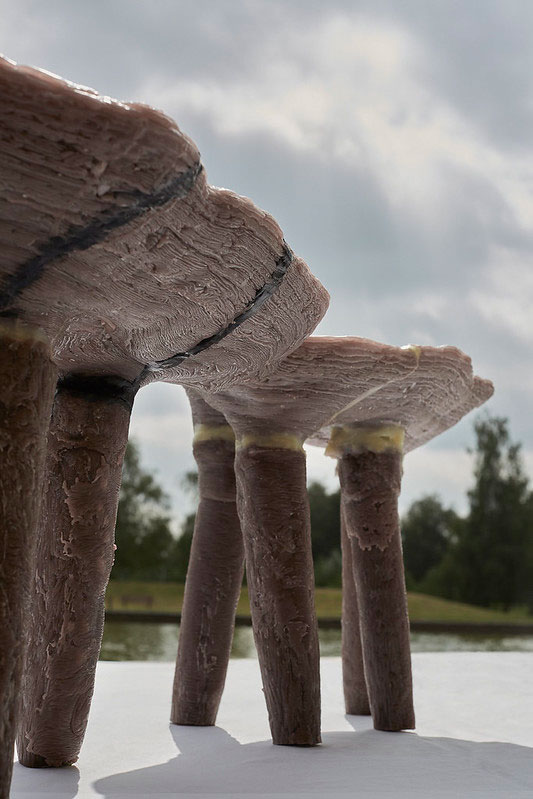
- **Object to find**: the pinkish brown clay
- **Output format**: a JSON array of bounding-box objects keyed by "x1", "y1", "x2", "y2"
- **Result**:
[
  {"x1": 0, "y1": 322, "x2": 57, "y2": 797},
  {"x1": 172, "y1": 391, "x2": 244, "y2": 726},
  {"x1": 0, "y1": 55, "x2": 328, "y2": 795},
  {"x1": 190, "y1": 336, "x2": 492, "y2": 736},
  {"x1": 17, "y1": 377, "x2": 134, "y2": 768}
]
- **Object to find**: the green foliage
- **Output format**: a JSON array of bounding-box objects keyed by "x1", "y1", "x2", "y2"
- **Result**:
[
  {"x1": 105, "y1": 580, "x2": 533, "y2": 623},
  {"x1": 307, "y1": 481, "x2": 342, "y2": 586},
  {"x1": 405, "y1": 415, "x2": 533, "y2": 612},
  {"x1": 113, "y1": 440, "x2": 191, "y2": 582},
  {"x1": 313, "y1": 549, "x2": 342, "y2": 588},
  {"x1": 181, "y1": 470, "x2": 198, "y2": 496},
  {"x1": 401, "y1": 494, "x2": 460, "y2": 584},
  {"x1": 447, "y1": 415, "x2": 533, "y2": 610},
  {"x1": 171, "y1": 512, "x2": 194, "y2": 582},
  {"x1": 416, "y1": 536, "x2": 465, "y2": 600}
]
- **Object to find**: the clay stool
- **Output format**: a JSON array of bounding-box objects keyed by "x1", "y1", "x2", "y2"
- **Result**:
[
  {"x1": 0, "y1": 56, "x2": 327, "y2": 787},
  {"x1": 187, "y1": 338, "x2": 423, "y2": 744},
  {"x1": 309, "y1": 343, "x2": 494, "y2": 729},
  {"x1": 179, "y1": 337, "x2": 492, "y2": 740}
]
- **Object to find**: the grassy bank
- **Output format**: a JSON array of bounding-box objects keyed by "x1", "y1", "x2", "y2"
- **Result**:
[{"x1": 105, "y1": 581, "x2": 532, "y2": 624}]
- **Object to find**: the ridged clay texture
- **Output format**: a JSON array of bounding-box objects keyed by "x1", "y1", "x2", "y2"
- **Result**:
[
  {"x1": 0, "y1": 323, "x2": 57, "y2": 796},
  {"x1": 340, "y1": 504, "x2": 370, "y2": 716},
  {"x1": 338, "y1": 447, "x2": 415, "y2": 731},
  {"x1": 233, "y1": 442, "x2": 321, "y2": 746},
  {"x1": 176, "y1": 391, "x2": 321, "y2": 746},
  {"x1": 185, "y1": 393, "x2": 321, "y2": 746},
  {"x1": 192, "y1": 336, "x2": 492, "y2": 736},
  {"x1": 0, "y1": 56, "x2": 329, "y2": 391},
  {"x1": 197, "y1": 336, "x2": 493, "y2": 444},
  {"x1": 16, "y1": 385, "x2": 132, "y2": 769}
]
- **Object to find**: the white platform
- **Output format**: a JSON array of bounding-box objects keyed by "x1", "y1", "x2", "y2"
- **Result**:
[{"x1": 11, "y1": 654, "x2": 533, "y2": 798}]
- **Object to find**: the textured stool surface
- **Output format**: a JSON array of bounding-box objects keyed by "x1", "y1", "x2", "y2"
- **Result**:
[
  {"x1": 0, "y1": 57, "x2": 328, "y2": 390},
  {"x1": 200, "y1": 336, "x2": 493, "y2": 448}
]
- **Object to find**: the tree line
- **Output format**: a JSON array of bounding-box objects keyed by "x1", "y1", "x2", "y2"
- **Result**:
[
  {"x1": 113, "y1": 414, "x2": 533, "y2": 612},
  {"x1": 113, "y1": 443, "x2": 193, "y2": 583},
  {"x1": 402, "y1": 416, "x2": 533, "y2": 611}
]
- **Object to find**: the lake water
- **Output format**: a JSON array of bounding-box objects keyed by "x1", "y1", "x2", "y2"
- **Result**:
[{"x1": 100, "y1": 621, "x2": 533, "y2": 661}]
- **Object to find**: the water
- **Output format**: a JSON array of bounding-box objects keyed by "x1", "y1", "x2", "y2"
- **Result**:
[{"x1": 99, "y1": 621, "x2": 533, "y2": 661}]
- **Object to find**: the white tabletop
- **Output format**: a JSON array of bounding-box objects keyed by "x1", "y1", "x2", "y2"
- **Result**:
[{"x1": 12, "y1": 654, "x2": 533, "y2": 798}]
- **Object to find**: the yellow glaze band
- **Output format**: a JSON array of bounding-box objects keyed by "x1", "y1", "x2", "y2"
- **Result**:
[
  {"x1": 193, "y1": 424, "x2": 235, "y2": 445},
  {"x1": 401, "y1": 343, "x2": 421, "y2": 363},
  {"x1": 236, "y1": 432, "x2": 304, "y2": 452},
  {"x1": 325, "y1": 424, "x2": 405, "y2": 458}
]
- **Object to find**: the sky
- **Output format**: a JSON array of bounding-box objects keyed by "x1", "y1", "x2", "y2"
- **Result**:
[{"x1": 2, "y1": 0, "x2": 532, "y2": 526}]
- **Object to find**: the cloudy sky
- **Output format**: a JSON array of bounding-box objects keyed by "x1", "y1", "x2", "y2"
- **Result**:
[{"x1": 2, "y1": 0, "x2": 532, "y2": 524}]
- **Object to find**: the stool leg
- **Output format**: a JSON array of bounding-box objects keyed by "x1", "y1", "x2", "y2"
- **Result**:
[
  {"x1": 234, "y1": 443, "x2": 321, "y2": 746},
  {"x1": 17, "y1": 376, "x2": 134, "y2": 768},
  {"x1": 0, "y1": 323, "x2": 56, "y2": 798},
  {"x1": 341, "y1": 505, "x2": 370, "y2": 715},
  {"x1": 338, "y1": 449, "x2": 414, "y2": 731},
  {"x1": 172, "y1": 437, "x2": 244, "y2": 725}
]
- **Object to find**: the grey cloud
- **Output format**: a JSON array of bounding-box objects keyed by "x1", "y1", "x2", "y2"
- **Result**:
[
  {"x1": 128, "y1": 433, "x2": 197, "y2": 522},
  {"x1": 381, "y1": 0, "x2": 533, "y2": 153},
  {"x1": 0, "y1": 0, "x2": 323, "y2": 99},
  {"x1": 174, "y1": 109, "x2": 530, "y2": 304},
  {"x1": 244, "y1": 0, "x2": 533, "y2": 154},
  {"x1": 135, "y1": 381, "x2": 190, "y2": 418}
]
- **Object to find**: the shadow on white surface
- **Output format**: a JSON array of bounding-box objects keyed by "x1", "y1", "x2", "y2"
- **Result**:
[
  {"x1": 88, "y1": 722, "x2": 533, "y2": 798},
  {"x1": 10, "y1": 762, "x2": 80, "y2": 798},
  {"x1": 10, "y1": 656, "x2": 533, "y2": 798}
]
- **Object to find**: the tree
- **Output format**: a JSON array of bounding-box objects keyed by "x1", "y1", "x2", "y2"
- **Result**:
[
  {"x1": 113, "y1": 439, "x2": 176, "y2": 580},
  {"x1": 308, "y1": 481, "x2": 342, "y2": 586},
  {"x1": 449, "y1": 415, "x2": 533, "y2": 610},
  {"x1": 169, "y1": 471, "x2": 197, "y2": 582},
  {"x1": 170, "y1": 513, "x2": 195, "y2": 582},
  {"x1": 401, "y1": 495, "x2": 459, "y2": 586}
]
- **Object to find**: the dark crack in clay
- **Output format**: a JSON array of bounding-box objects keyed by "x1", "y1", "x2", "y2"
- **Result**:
[
  {"x1": 0, "y1": 163, "x2": 202, "y2": 311},
  {"x1": 142, "y1": 243, "x2": 293, "y2": 375},
  {"x1": 0, "y1": 56, "x2": 328, "y2": 389}
]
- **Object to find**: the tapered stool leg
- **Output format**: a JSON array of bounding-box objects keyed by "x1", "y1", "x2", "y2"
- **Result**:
[
  {"x1": 17, "y1": 375, "x2": 134, "y2": 768},
  {"x1": 172, "y1": 432, "x2": 244, "y2": 725},
  {"x1": 340, "y1": 505, "x2": 370, "y2": 716},
  {"x1": 0, "y1": 322, "x2": 56, "y2": 798},
  {"x1": 234, "y1": 441, "x2": 321, "y2": 746},
  {"x1": 338, "y1": 444, "x2": 414, "y2": 732}
]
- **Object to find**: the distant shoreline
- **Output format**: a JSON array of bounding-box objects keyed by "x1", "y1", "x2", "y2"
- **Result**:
[{"x1": 104, "y1": 610, "x2": 533, "y2": 635}]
